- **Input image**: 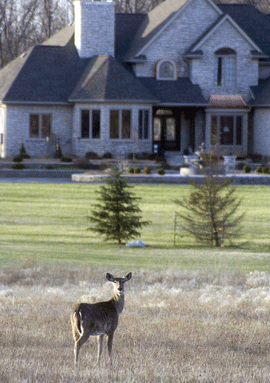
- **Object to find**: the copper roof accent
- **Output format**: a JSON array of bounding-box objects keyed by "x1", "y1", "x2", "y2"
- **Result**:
[{"x1": 209, "y1": 95, "x2": 249, "y2": 109}]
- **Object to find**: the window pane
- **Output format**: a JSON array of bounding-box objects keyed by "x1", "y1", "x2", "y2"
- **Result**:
[
  {"x1": 220, "y1": 116, "x2": 233, "y2": 145},
  {"x1": 159, "y1": 61, "x2": 174, "y2": 79},
  {"x1": 211, "y1": 116, "x2": 217, "y2": 145},
  {"x1": 236, "y1": 116, "x2": 242, "y2": 145},
  {"x1": 122, "y1": 110, "x2": 131, "y2": 139},
  {"x1": 92, "y1": 110, "x2": 100, "y2": 139},
  {"x1": 154, "y1": 118, "x2": 161, "y2": 141},
  {"x1": 226, "y1": 56, "x2": 236, "y2": 87},
  {"x1": 41, "y1": 114, "x2": 51, "y2": 138},
  {"x1": 138, "y1": 110, "x2": 143, "y2": 139},
  {"x1": 81, "y1": 110, "x2": 89, "y2": 138},
  {"x1": 144, "y1": 110, "x2": 149, "y2": 139},
  {"x1": 110, "y1": 110, "x2": 119, "y2": 139},
  {"x1": 30, "y1": 114, "x2": 39, "y2": 138},
  {"x1": 216, "y1": 57, "x2": 222, "y2": 86},
  {"x1": 166, "y1": 118, "x2": 176, "y2": 141}
]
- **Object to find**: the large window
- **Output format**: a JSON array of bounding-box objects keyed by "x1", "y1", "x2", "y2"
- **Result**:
[
  {"x1": 215, "y1": 48, "x2": 236, "y2": 87},
  {"x1": 211, "y1": 115, "x2": 242, "y2": 146},
  {"x1": 30, "y1": 114, "x2": 51, "y2": 139},
  {"x1": 156, "y1": 59, "x2": 177, "y2": 80},
  {"x1": 110, "y1": 110, "x2": 131, "y2": 139},
  {"x1": 138, "y1": 110, "x2": 149, "y2": 139},
  {"x1": 81, "y1": 109, "x2": 100, "y2": 139}
]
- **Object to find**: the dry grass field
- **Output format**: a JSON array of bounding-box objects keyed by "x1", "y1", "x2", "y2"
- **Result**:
[{"x1": 1, "y1": 262, "x2": 270, "y2": 383}]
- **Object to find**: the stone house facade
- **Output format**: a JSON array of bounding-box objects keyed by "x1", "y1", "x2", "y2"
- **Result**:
[{"x1": 1, "y1": 0, "x2": 270, "y2": 159}]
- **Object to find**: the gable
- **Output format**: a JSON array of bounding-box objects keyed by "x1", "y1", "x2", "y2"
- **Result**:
[{"x1": 124, "y1": 0, "x2": 222, "y2": 62}]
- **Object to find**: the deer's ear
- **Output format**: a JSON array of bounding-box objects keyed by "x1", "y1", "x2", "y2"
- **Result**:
[
  {"x1": 124, "y1": 272, "x2": 132, "y2": 281},
  {"x1": 106, "y1": 273, "x2": 115, "y2": 282}
]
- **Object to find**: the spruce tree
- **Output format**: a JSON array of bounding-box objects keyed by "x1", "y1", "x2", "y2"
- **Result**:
[
  {"x1": 175, "y1": 148, "x2": 244, "y2": 247},
  {"x1": 88, "y1": 164, "x2": 150, "y2": 244}
]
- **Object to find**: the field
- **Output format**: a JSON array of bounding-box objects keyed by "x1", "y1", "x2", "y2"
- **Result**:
[{"x1": 0, "y1": 182, "x2": 270, "y2": 382}]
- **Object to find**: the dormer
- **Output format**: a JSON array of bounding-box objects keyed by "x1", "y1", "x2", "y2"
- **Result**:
[{"x1": 74, "y1": 0, "x2": 115, "y2": 58}]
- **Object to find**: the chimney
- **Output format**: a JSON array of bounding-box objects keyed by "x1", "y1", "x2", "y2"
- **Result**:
[{"x1": 74, "y1": 0, "x2": 115, "y2": 58}]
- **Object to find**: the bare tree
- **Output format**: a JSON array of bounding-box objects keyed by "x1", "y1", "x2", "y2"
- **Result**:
[{"x1": 214, "y1": 0, "x2": 270, "y2": 13}]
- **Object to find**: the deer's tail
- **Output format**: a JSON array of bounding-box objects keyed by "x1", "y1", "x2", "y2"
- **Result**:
[{"x1": 73, "y1": 308, "x2": 83, "y2": 336}]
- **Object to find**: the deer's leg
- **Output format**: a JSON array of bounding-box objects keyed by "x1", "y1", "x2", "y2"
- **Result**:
[
  {"x1": 97, "y1": 334, "x2": 104, "y2": 364},
  {"x1": 74, "y1": 331, "x2": 90, "y2": 368},
  {"x1": 107, "y1": 332, "x2": 114, "y2": 365}
]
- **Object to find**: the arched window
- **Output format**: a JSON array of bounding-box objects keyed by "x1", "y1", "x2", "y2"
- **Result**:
[
  {"x1": 215, "y1": 48, "x2": 236, "y2": 87},
  {"x1": 156, "y1": 59, "x2": 177, "y2": 80}
]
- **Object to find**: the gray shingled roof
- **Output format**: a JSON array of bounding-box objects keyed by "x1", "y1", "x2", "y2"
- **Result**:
[
  {"x1": 138, "y1": 77, "x2": 207, "y2": 105},
  {"x1": 0, "y1": 44, "x2": 89, "y2": 103},
  {"x1": 69, "y1": 55, "x2": 156, "y2": 102},
  {"x1": 250, "y1": 79, "x2": 270, "y2": 106}
]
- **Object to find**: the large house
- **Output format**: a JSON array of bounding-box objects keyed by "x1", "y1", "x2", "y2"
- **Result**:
[{"x1": 1, "y1": 0, "x2": 270, "y2": 160}]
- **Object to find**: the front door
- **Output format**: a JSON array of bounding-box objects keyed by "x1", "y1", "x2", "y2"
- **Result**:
[{"x1": 153, "y1": 109, "x2": 180, "y2": 152}]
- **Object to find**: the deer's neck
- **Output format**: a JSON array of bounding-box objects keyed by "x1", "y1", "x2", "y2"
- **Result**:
[{"x1": 111, "y1": 291, "x2": 125, "y2": 314}]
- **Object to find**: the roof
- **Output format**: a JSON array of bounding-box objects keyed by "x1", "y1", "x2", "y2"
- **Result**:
[
  {"x1": 250, "y1": 78, "x2": 270, "y2": 106},
  {"x1": 0, "y1": 45, "x2": 89, "y2": 104},
  {"x1": 138, "y1": 77, "x2": 207, "y2": 106},
  {"x1": 209, "y1": 95, "x2": 249, "y2": 109},
  {"x1": 69, "y1": 55, "x2": 156, "y2": 102}
]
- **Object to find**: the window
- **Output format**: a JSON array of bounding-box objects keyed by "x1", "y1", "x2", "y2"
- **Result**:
[
  {"x1": 156, "y1": 59, "x2": 177, "y2": 80},
  {"x1": 211, "y1": 115, "x2": 242, "y2": 146},
  {"x1": 110, "y1": 110, "x2": 131, "y2": 139},
  {"x1": 215, "y1": 48, "x2": 236, "y2": 87},
  {"x1": 30, "y1": 114, "x2": 51, "y2": 138},
  {"x1": 138, "y1": 110, "x2": 149, "y2": 139},
  {"x1": 81, "y1": 109, "x2": 100, "y2": 139}
]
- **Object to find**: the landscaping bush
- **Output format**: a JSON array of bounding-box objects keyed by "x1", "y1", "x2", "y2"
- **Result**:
[
  {"x1": 262, "y1": 166, "x2": 269, "y2": 174},
  {"x1": 256, "y1": 166, "x2": 263, "y2": 174},
  {"x1": 85, "y1": 151, "x2": 99, "y2": 159},
  {"x1": 127, "y1": 166, "x2": 134, "y2": 174},
  {"x1": 60, "y1": 156, "x2": 73, "y2": 163},
  {"x1": 12, "y1": 163, "x2": 25, "y2": 169},
  {"x1": 74, "y1": 159, "x2": 92, "y2": 170},
  {"x1": 134, "y1": 167, "x2": 141, "y2": 174},
  {"x1": 157, "y1": 168, "x2": 165, "y2": 175},
  {"x1": 102, "y1": 152, "x2": 113, "y2": 159},
  {"x1": 243, "y1": 165, "x2": 251, "y2": 173},
  {"x1": 13, "y1": 156, "x2": 23, "y2": 162},
  {"x1": 143, "y1": 167, "x2": 151, "y2": 174},
  {"x1": 19, "y1": 144, "x2": 30, "y2": 159}
]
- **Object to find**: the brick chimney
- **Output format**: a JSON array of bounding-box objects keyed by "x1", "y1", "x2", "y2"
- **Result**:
[{"x1": 74, "y1": 0, "x2": 115, "y2": 58}]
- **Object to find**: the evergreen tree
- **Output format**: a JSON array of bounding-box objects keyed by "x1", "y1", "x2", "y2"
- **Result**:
[
  {"x1": 175, "y1": 148, "x2": 244, "y2": 247},
  {"x1": 88, "y1": 164, "x2": 150, "y2": 244}
]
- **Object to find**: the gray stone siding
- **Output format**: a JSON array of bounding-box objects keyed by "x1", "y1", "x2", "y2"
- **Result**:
[
  {"x1": 253, "y1": 108, "x2": 270, "y2": 156},
  {"x1": 74, "y1": 0, "x2": 115, "y2": 58},
  {"x1": 72, "y1": 103, "x2": 152, "y2": 158},
  {"x1": 3, "y1": 104, "x2": 73, "y2": 158},
  {"x1": 133, "y1": 0, "x2": 220, "y2": 78},
  {"x1": 191, "y1": 19, "x2": 258, "y2": 102}
]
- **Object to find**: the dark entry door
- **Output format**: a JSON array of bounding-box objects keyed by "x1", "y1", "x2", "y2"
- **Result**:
[{"x1": 153, "y1": 110, "x2": 180, "y2": 152}]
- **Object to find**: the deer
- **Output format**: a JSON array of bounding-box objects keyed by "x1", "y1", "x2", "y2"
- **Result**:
[{"x1": 71, "y1": 272, "x2": 132, "y2": 367}]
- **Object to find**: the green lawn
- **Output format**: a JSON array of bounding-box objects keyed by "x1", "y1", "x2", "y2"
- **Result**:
[{"x1": 0, "y1": 182, "x2": 270, "y2": 272}]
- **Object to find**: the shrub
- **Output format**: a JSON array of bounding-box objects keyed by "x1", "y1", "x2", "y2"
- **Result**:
[
  {"x1": 127, "y1": 166, "x2": 134, "y2": 174},
  {"x1": 157, "y1": 168, "x2": 165, "y2": 175},
  {"x1": 19, "y1": 143, "x2": 30, "y2": 159},
  {"x1": 143, "y1": 167, "x2": 151, "y2": 174},
  {"x1": 134, "y1": 167, "x2": 141, "y2": 174},
  {"x1": 243, "y1": 165, "x2": 251, "y2": 173},
  {"x1": 74, "y1": 159, "x2": 92, "y2": 170},
  {"x1": 12, "y1": 163, "x2": 25, "y2": 169},
  {"x1": 60, "y1": 156, "x2": 73, "y2": 163},
  {"x1": 13, "y1": 155, "x2": 23, "y2": 162},
  {"x1": 256, "y1": 166, "x2": 263, "y2": 174},
  {"x1": 155, "y1": 157, "x2": 166, "y2": 164},
  {"x1": 262, "y1": 166, "x2": 269, "y2": 174},
  {"x1": 102, "y1": 152, "x2": 113, "y2": 159},
  {"x1": 85, "y1": 151, "x2": 99, "y2": 159}
]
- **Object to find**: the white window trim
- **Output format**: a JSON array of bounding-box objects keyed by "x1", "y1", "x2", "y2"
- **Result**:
[
  {"x1": 215, "y1": 53, "x2": 236, "y2": 88},
  {"x1": 156, "y1": 59, "x2": 177, "y2": 80},
  {"x1": 209, "y1": 111, "x2": 245, "y2": 147}
]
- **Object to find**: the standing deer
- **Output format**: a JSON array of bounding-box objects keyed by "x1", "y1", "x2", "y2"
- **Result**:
[{"x1": 71, "y1": 272, "x2": 132, "y2": 367}]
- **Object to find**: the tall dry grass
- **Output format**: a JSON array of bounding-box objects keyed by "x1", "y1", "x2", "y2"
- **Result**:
[{"x1": 1, "y1": 264, "x2": 270, "y2": 382}]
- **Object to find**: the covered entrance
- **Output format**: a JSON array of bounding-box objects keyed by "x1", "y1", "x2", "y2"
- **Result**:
[{"x1": 153, "y1": 108, "x2": 180, "y2": 153}]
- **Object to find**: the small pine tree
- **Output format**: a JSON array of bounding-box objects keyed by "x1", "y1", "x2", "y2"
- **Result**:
[
  {"x1": 88, "y1": 164, "x2": 150, "y2": 244},
  {"x1": 174, "y1": 148, "x2": 244, "y2": 247}
]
